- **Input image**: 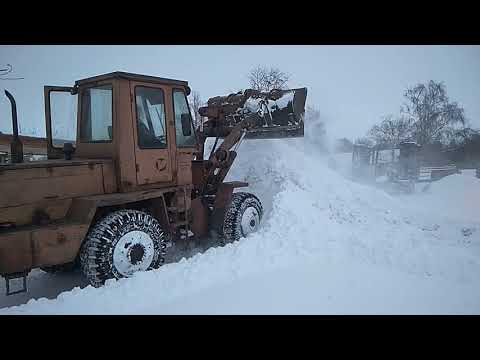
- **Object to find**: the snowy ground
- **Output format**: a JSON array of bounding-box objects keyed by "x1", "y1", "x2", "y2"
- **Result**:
[{"x1": 1, "y1": 138, "x2": 479, "y2": 314}]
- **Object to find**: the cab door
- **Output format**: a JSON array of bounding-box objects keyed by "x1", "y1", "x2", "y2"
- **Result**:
[
  {"x1": 130, "y1": 82, "x2": 173, "y2": 185},
  {"x1": 172, "y1": 88, "x2": 198, "y2": 186},
  {"x1": 44, "y1": 86, "x2": 77, "y2": 159}
]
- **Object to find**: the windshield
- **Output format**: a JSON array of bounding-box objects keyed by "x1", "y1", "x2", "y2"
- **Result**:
[{"x1": 173, "y1": 89, "x2": 196, "y2": 147}]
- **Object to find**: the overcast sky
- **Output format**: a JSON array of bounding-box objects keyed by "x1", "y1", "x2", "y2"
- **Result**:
[{"x1": 1, "y1": 45, "x2": 479, "y2": 141}]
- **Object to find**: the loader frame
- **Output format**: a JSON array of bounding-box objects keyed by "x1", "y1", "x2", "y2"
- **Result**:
[{"x1": 0, "y1": 71, "x2": 306, "y2": 294}]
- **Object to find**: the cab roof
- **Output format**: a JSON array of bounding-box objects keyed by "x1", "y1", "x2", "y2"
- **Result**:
[{"x1": 74, "y1": 71, "x2": 189, "y2": 88}]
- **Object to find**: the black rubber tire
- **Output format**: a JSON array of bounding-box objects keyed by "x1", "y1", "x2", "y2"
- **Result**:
[
  {"x1": 79, "y1": 209, "x2": 168, "y2": 287},
  {"x1": 219, "y1": 192, "x2": 263, "y2": 245}
]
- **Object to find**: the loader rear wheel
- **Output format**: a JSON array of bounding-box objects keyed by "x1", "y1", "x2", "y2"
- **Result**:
[
  {"x1": 219, "y1": 192, "x2": 263, "y2": 245},
  {"x1": 79, "y1": 209, "x2": 168, "y2": 287}
]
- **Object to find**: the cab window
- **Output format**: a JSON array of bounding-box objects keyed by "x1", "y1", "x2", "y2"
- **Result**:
[
  {"x1": 135, "y1": 87, "x2": 168, "y2": 149},
  {"x1": 173, "y1": 89, "x2": 196, "y2": 148},
  {"x1": 80, "y1": 85, "x2": 113, "y2": 142},
  {"x1": 49, "y1": 91, "x2": 77, "y2": 148}
]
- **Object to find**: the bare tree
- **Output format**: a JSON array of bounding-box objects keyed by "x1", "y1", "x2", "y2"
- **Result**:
[
  {"x1": 401, "y1": 80, "x2": 465, "y2": 145},
  {"x1": 445, "y1": 126, "x2": 480, "y2": 148},
  {"x1": 247, "y1": 65, "x2": 290, "y2": 92},
  {"x1": 188, "y1": 90, "x2": 204, "y2": 129},
  {"x1": 368, "y1": 115, "x2": 413, "y2": 147}
]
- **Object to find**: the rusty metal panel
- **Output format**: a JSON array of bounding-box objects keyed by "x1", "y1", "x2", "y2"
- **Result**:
[
  {"x1": 135, "y1": 150, "x2": 172, "y2": 185},
  {"x1": 129, "y1": 81, "x2": 174, "y2": 186},
  {"x1": 116, "y1": 79, "x2": 138, "y2": 192},
  {"x1": 0, "y1": 158, "x2": 108, "y2": 171},
  {"x1": 75, "y1": 142, "x2": 115, "y2": 159},
  {"x1": 0, "y1": 222, "x2": 90, "y2": 273},
  {"x1": 210, "y1": 182, "x2": 235, "y2": 231},
  {"x1": 66, "y1": 197, "x2": 98, "y2": 224},
  {"x1": 177, "y1": 151, "x2": 193, "y2": 186},
  {"x1": 31, "y1": 224, "x2": 89, "y2": 267},
  {"x1": 213, "y1": 183, "x2": 235, "y2": 209},
  {"x1": 101, "y1": 161, "x2": 117, "y2": 193},
  {"x1": 0, "y1": 199, "x2": 72, "y2": 227},
  {"x1": 79, "y1": 186, "x2": 189, "y2": 207},
  {"x1": 0, "y1": 231, "x2": 33, "y2": 274},
  {"x1": 192, "y1": 160, "x2": 206, "y2": 188},
  {"x1": 75, "y1": 71, "x2": 189, "y2": 88},
  {"x1": 191, "y1": 197, "x2": 209, "y2": 238},
  {"x1": 0, "y1": 164, "x2": 105, "y2": 208}
]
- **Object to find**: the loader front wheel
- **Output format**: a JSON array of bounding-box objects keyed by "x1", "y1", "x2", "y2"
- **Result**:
[
  {"x1": 219, "y1": 192, "x2": 263, "y2": 245},
  {"x1": 79, "y1": 209, "x2": 168, "y2": 287}
]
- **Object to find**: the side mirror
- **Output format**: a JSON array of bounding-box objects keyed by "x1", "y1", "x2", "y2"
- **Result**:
[
  {"x1": 63, "y1": 142, "x2": 75, "y2": 160},
  {"x1": 181, "y1": 113, "x2": 192, "y2": 136}
]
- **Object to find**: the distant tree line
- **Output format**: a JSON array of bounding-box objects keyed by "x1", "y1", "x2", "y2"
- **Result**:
[
  {"x1": 188, "y1": 90, "x2": 204, "y2": 130},
  {"x1": 342, "y1": 80, "x2": 480, "y2": 167},
  {"x1": 360, "y1": 80, "x2": 478, "y2": 148},
  {"x1": 247, "y1": 65, "x2": 290, "y2": 92}
]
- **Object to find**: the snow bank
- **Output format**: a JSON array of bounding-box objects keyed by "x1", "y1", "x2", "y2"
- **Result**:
[
  {"x1": 330, "y1": 152, "x2": 354, "y2": 179},
  {"x1": 398, "y1": 170, "x2": 480, "y2": 223},
  {"x1": 152, "y1": 259, "x2": 479, "y2": 315},
  {"x1": 1, "y1": 139, "x2": 479, "y2": 314}
]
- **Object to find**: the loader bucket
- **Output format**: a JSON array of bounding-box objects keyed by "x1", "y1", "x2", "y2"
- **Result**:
[
  {"x1": 200, "y1": 87, "x2": 307, "y2": 140},
  {"x1": 243, "y1": 87, "x2": 306, "y2": 139}
]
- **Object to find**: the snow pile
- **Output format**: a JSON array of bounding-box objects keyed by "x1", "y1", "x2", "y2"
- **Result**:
[
  {"x1": 330, "y1": 152, "x2": 354, "y2": 179},
  {"x1": 1, "y1": 139, "x2": 479, "y2": 314},
  {"x1": 399, "y1": 170, "x2": 480, "y2": 223}
]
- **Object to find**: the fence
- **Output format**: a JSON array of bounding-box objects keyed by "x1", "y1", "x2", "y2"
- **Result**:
[{"x1": 418, "y1": 165, "x2": 458, "y2": 182}]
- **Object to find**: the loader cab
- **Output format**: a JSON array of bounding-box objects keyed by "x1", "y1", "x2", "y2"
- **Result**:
[{"x1": 45, "y1": 71, "x2": 198, "y2": 192}]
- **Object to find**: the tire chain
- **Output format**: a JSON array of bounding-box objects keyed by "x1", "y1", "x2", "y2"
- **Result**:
[{"x1": 79, "y1": 209, "x2": 169, "y2": 287}]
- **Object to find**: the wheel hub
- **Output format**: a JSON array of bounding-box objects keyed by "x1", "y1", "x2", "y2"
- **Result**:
[
  {"x1": 129, "y1": 244, "x2": 145, "y2": 265},
  {"x1": 240, "y1": 206, "x2": 260, "y2": 236},
  {"x1": 113, "y1": 230, "x2": 155, "y2": 277}
]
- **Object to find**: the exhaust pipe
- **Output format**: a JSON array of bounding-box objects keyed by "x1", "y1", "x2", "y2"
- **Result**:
[{"x1": 4, "y1": 90, "x2": 23, "y2": 163}]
